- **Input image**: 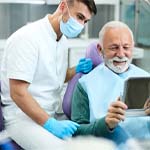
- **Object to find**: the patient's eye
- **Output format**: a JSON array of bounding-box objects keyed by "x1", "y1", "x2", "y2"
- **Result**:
[
  {"x1": 109, "y1": 46, "x2": 119, "y2": 51},
  {"x1": 108, "y1": 45, "x2": 131, "y2": 51},
  {"x1": 123, "y1": 46, "x2": 131, "y2": 51}
]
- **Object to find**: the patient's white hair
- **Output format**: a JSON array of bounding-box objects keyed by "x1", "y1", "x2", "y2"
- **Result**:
[{"x1": 99, "y1": 21, "x2": 134, "y2": 48}]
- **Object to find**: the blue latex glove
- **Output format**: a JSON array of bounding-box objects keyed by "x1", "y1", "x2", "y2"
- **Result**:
[
  {"x1": 43, "y1": 118, "x2": 80, "y2": 139},
  {"x1": 76, "y1": 58, "x2": 93, "y2": 73}
]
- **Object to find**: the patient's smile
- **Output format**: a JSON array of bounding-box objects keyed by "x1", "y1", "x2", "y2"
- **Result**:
[{"x1": 113, "y1": 60, "x2": 126, "y2": 66}]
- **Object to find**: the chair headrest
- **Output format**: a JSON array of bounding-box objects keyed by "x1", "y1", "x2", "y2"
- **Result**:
[
  {"x1": 85, "y1": 42, "x2": 103, "y2": 68},
  {"x1": 62, "y1": 42, "x2": 104, "y2": 119}
]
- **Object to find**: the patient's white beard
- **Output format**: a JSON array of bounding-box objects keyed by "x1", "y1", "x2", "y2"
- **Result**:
[{"x1": 105, "y1": 56, "x2": 132, "y2": 74}]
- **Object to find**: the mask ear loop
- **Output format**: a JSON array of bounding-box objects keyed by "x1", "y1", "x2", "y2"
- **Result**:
[
  {"x1": 61, "y1": 1, "x2": 71, "y2": 23},
  {"x1": 65, "y1": 1, "x2": 72, "y2": 18},
  {"x1": 64, "y1": 0, "x2": 84, "y2": 27}
]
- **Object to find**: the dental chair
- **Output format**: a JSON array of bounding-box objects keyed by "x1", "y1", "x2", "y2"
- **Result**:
[
  {"x1": 62, "y1": 42, "x2": 103, "y2": 119},
  {"x1": 0, "y1": 82, "x2": 23, "y2": 150}
]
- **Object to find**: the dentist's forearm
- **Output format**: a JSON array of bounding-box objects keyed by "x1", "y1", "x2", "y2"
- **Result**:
[
  {"x1": 10, "y1": 80, "x2": 49, "y2": 125},
  {"x1": 12, "y1": 92, "x2": 49, "y2": 125}
]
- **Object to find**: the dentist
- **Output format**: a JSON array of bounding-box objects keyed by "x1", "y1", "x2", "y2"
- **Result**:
[{"x1": 1, "y1": 0, "x2": 97, "y2": 149}]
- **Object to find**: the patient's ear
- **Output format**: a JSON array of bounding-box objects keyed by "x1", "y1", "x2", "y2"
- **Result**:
[{"x1": 97, "y1": 43, "x2": 102, "y2": 56}]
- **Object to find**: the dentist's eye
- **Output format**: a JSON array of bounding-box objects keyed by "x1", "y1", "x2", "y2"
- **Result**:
[{"x1": 77, "y1": 14, "x2": 84, "y2": 21}]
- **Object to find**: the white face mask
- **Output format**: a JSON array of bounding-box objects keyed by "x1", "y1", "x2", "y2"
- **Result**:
[
  {"x1": 104, "y1": 56, "x2": 132, "y2": 74},
  {"x1": 60, "y1": 2, "x2": 84, "y2": 38}
]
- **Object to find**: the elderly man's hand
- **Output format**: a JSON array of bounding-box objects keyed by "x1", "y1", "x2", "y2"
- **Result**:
[
  {"x1": 144, "y1": 98, "x2": 150, "y2": 115},
  {"x1": 105, "y1": 98, "x2": 128, "y2": 130}
]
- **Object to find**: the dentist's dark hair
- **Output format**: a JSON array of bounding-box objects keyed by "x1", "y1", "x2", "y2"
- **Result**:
[{"x1": 67, "y1": 0, "x2": 97, "y2": 15}]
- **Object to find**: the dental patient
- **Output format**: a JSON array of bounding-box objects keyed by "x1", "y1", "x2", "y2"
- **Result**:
[{"x1": 71, "y1": 21, "x2": 150, "y2": 145}]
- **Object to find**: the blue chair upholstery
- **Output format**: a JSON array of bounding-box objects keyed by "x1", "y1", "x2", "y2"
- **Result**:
[{"x1": 62, "y1": 42, "x2": 103, "y2": 119}]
